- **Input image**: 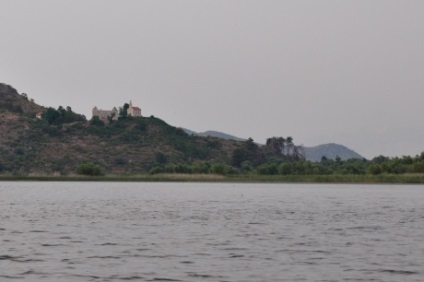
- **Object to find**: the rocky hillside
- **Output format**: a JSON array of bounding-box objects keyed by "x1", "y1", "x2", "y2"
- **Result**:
[
  {"x1": 0, "y1": 83, "x2": 44, "y2": 115},
  {"x1": 0, "y1": 83, "x2": 286, "y2": 175}
]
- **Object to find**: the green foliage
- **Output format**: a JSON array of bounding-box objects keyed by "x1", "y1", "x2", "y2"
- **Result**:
[
  {"x1": 207, "y1": 164, "x2": 236, "y2": 175},
  {"x1": 232, "y1": 138, "x2": 265, "y2": 167},
  {"x1": 211, "y1": 164, "x2": 225, "y2": 175},
  {"x1": 149, "y1": 166, "x2": 164, "y2": 175},
  {"x1": 165, "y1": 165, "x2": 176, "y2": 173},
  {"x1": 278, "y1": 163, "x2": 292, "y2": 175},
  {"x1": 155, "y1": 152, "x2": 168, "y2": 164},
  {"x1": 76, "y1": 162, "x2": 104, "y2": 176},
  {"x1": 241, "y1": 161, "x2": 253, "y2": 173},
  {"x1": 257, "y1": 163, "x2": 278, "y2": 175},
  {"x1": 266, "y1": 136, "x2": 285, "y2": 154},
  {"x1": 43, "y1": 106, "x2": 86, "y2": 125},
  {"x1": 413, "y1": 162, "x2": 424, "y2": 173},
  {"x1": 119, "y1": 103, "x2": 129, "y2": 119},
  {"x1": 192, "y1": 161, "x2": 211, "y2": 174},
  {"x1": 135, "y1": 119, "x2": 147, "y2": 131},
  {"x1": 174, "y1": 164, "x2": 193, "y2": 174},
  {"x1": 43, "y1": 107, "x2": 60, "y2": 124},
  {"x1": 207, "y1": 140, "x2": 221, "y2": 149},
  {"x1": 90, "y1": 116, "x2": 105, "y2": 127},
  {"x1": 232, "y1": 148, "x2": 246, "y2": 167},
  {"x1": 6, "y1": 103, "x2": 23, "y2": 113},
  {"x1": 369, "y1": 164, "x2": 383, "y2": 175}
]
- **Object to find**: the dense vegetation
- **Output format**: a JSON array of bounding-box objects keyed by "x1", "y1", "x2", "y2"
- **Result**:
[{"x1": 147, "y1": 146, "x2": 424, "y2": 177}]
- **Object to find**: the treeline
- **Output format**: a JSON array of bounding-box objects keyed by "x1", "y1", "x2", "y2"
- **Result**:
[
  {"x1": 148, "y1": 151, "x2": 424, "y2": 176},
  {"x1": 42, "y1": 106, "x2": 86, "y2": 124}
]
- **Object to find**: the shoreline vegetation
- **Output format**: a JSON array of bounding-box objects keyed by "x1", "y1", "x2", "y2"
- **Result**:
[{"x1": 2, "y1": 173, "x2": 424, "y2": 184}]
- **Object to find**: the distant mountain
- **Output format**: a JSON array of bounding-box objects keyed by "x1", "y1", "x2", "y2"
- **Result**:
[
  {"x1": 304, "y1": 143, "x2": 364, "y2": 162},
  {"x1": 182, "y1": 128, "x2": 246, "y2": 142}
]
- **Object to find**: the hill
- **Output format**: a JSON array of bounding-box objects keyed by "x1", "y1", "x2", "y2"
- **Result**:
[
  {"x1": 304, "y1": 143, "x2": 364, "y2": 162},
  {"x1": 0, "y1": 83, "x2": 288, "y2": 175},
  {"x1": 182, "y1": 128, "x2": 245, "y2": 141},
  {"x1": 0, "y1": 83, "x2": 44, "y2": 115}
]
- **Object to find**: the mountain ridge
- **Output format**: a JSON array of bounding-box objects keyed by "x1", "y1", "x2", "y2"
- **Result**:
[
  {"x1": 304, "y1": 143, "x2": 364, "y2": 162},
  {"x1": 182, "y1": 128, "x2": 245, "y2": 142}
]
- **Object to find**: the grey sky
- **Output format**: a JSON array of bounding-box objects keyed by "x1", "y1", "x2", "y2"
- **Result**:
[{"x1": 1, "y1": 0, "x2": 423, "y2": 158}]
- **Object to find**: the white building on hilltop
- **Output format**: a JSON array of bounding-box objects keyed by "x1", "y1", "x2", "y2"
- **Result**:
[
  {"x1": 92, "y1": 106, "x2": 119, "y2": 121},
  {"x1": 127, "y1": 101, "x2": 141, "y2": 117}
]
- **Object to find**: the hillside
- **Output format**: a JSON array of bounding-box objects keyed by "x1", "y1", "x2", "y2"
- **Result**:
[
  {"x1": 304, "y1": 143, "x2": 364, "y2": 162},
  {"x1": 0, "y1": 83, "x2": 45, "y2": 115},
  {"x1": 1, "y1": 83, "x2": 368, "y2": 176},
  {"x1": 0, "y1": 83, "x2": 287, "y2": 175}
]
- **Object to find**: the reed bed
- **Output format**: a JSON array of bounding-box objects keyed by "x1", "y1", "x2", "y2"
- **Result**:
[{"x1": 1, "y1": 173, "x2": 424, "y2": 184}]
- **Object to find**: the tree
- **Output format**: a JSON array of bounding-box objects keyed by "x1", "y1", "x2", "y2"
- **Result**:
[
  {"x1": 369, "y1": 164, "x2": 383, "y2": 175},
  {"x1": 278, "y1": 163, "x2": 292, "y2": 175},
  {"x1": 232, "y1": 148, "x2": 246, "y2": 167},
  {"x1": 285, "y1": 136, "x2": 293, "y2": 155},
  {"x1": 43, "y1": 107, "x2": 61, "y2": 124},
  {"x1": 241, "y1": 161, "x2": 253, "y2": 173},
  {"x1": 245, "y1": 137, "x2": 258, "y2": 152},
  {"x1": 90, "y1": 116, "x2": 105, "y2": 126},
  {"x1": 266, "y1": 136, "x2": 285, "y2": 154},
  {"x1": 277, "y1": 137, "x2": 285, "y2": 154},
  {"x1": 119, "y1": 103, "x2": 130, "y2": 119},
  {"x1": 42, "y1": 106, "x2": 86, "y2": 124}
]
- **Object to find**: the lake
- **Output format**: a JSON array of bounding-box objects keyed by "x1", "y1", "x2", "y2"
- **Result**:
[{"x1": 1, "y1": 182, "x2": 423, "y2": 281}]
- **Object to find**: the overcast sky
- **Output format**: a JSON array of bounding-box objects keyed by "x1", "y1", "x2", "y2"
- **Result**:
[{"x1": 1, "y1": 0, "x2": 423, "y2": 158}]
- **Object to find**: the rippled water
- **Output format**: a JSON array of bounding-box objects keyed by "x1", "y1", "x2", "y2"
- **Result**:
[{"x1": 1, "y1": 182, "x2": 424, "y2": 281}]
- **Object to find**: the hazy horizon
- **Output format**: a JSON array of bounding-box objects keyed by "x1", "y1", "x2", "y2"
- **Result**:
[{"x1": 2, "y1": 0, "x2": 424, "y2": 159}]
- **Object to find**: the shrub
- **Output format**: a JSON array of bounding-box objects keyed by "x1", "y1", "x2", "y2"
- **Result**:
[
  {"x1": 223, "y1": 165, "x2": 238, "y2": 175},
  {"x1": 149, "y1": 166, "x2": 164, "y2": 175},
  {"x1": 164, "y1": 165, "x2": 175, "y2": 173},
  {"x1": 241, "y1": 161, "x2": 253, "y2": 173},
  {"x1": 90, "y1": 116, "x2": 105, "y2": 127},
  {"x1": 368, "y1": 164, "x2": 383, "y2": 175},
  {"x1": 174, "y1": 164, "x2": 192, "y2": 174},
  {"x1": 211, "y1": 164, "x2": 225, "y2": 175},
  {"x1": 192, "y1": 161, "x2": 211, "y2": 174},
  {"x1": 278, "y1": 163, "x2": 292, "y2": 175},
  {"x1": 76, "y1": 162, "x2": 104, "y2": 176},
  {"x1": 257, "y1": 163, "x2": 278, "y2": 175}
]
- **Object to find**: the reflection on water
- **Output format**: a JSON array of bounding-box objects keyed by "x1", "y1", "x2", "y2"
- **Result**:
[{"x1": 1, "y1": 182, "x2": 423, "y2": 281}]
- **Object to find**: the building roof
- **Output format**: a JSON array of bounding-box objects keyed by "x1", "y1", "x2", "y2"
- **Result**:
[{"x1": 131, "y1": 106, "x2": 141, "y2": 110}]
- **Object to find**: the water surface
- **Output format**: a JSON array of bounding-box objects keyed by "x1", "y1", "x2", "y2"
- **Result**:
[{"x1": 1, "y1": 182, "x2": 423, "y2": 281}]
